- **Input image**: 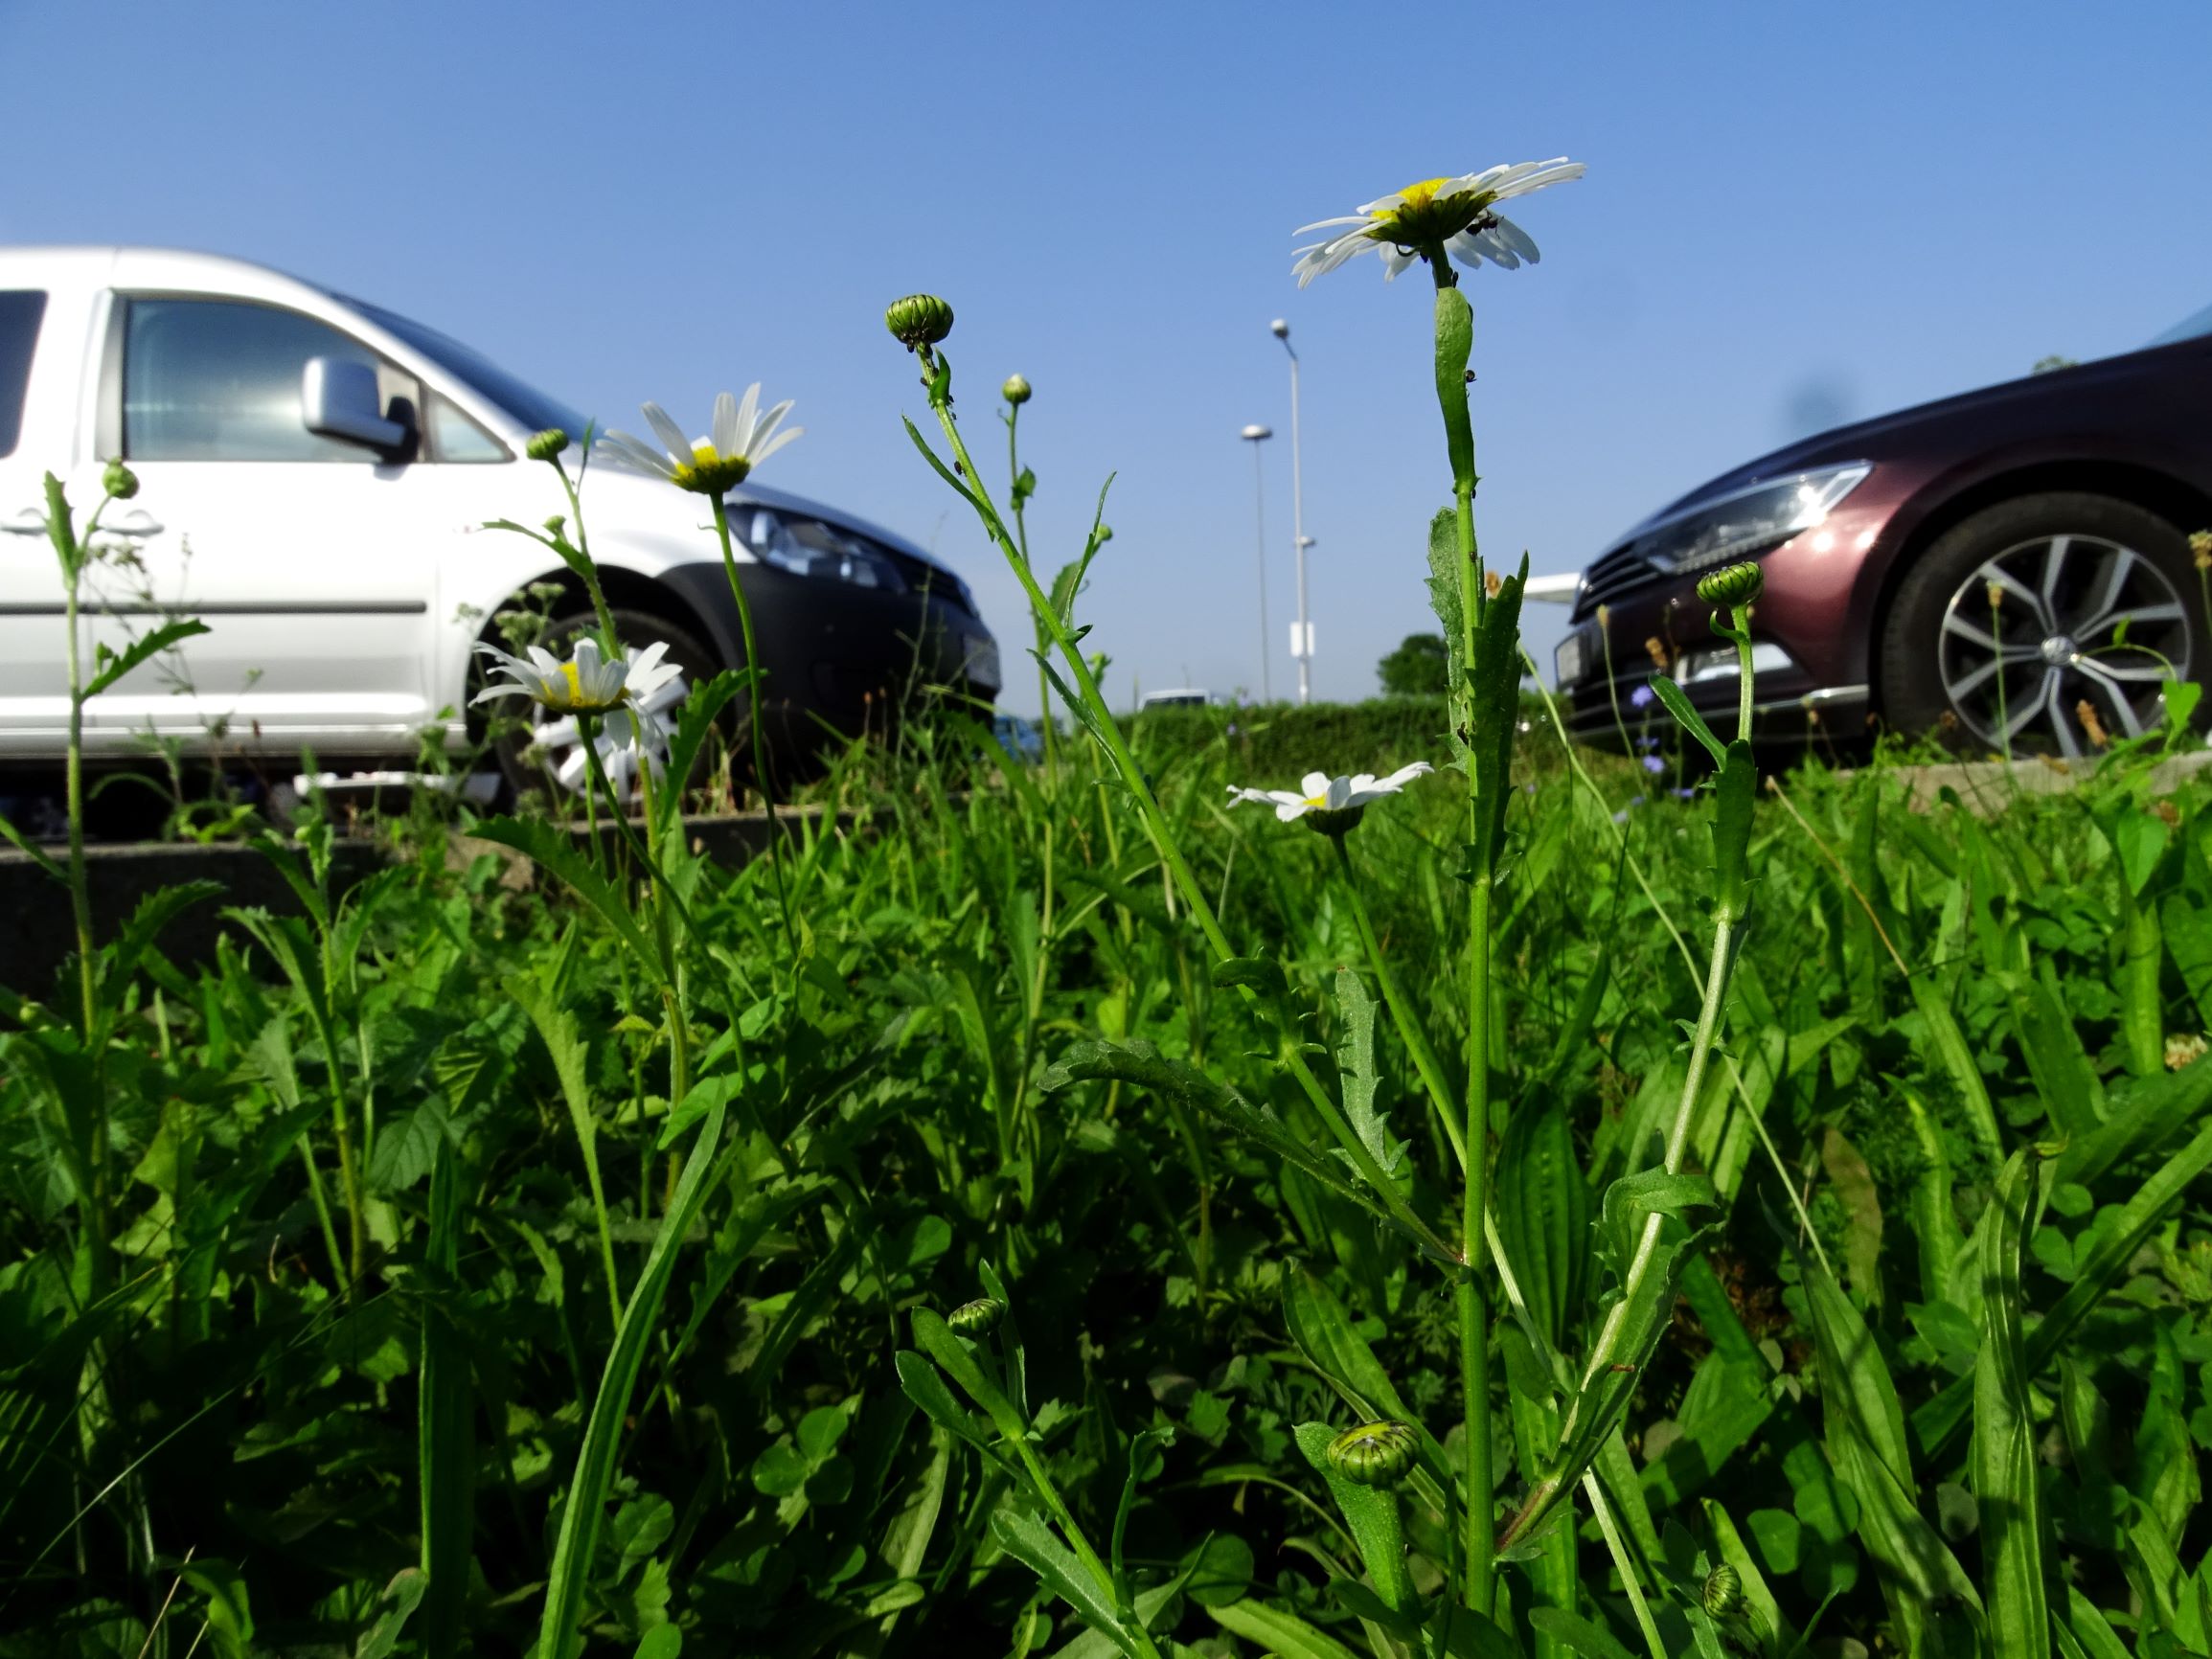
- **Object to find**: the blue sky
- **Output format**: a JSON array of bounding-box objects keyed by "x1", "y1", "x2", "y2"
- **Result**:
[{"x1": 5, "y1": 0, "x2": 2207, "y2": 713}]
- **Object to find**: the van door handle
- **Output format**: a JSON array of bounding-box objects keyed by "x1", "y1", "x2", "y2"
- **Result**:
[
  {"x1": 2, "y1": 508, "x2": 44, "y2": 535},
  {"x1": 104, "y1": 510, "x2": 163, "y2": 537}
]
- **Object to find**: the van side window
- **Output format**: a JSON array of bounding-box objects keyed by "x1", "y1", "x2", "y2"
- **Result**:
[
  {"x1": 0, "y1": 290, "x2": 45, "y2": 459},
  {"x1": 123, "y1": 299, "x2": 418, "y2": 463},
  {"x1": 426, "y1": 392, "x2": 507, "y2": 463}
]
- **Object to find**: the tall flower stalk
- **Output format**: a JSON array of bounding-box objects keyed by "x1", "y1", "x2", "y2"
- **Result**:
[{"x1": 1294, "y1": 158, "x2": 1583, "y2": 1610}]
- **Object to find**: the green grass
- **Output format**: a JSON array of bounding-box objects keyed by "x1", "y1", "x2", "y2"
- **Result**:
[{"x1": 6, "y1": 704, "x2": 2212, "y2": 1657}]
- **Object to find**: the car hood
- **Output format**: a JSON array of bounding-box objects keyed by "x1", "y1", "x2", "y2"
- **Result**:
[{"x1": 1632, "y1": 333, "x2": 2212, "y2": 531}]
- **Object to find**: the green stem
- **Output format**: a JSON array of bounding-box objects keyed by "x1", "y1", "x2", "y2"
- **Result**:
[
  {"x1": 1007, "y1": 402, "x2": 1056, "y2": 777},
  {"x1": 1583, "y1": 1470, "x2": 1667, "y2": 1659},
  {"x1": 708, "y1": 496, "x2": 800, "y2": 960},
  {"x1": 1430, "y1": 257, "x2": 1495, "y2": 1615}
]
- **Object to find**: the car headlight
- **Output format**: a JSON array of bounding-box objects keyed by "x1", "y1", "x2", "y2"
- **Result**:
[
  {"x1": 1630, "y1": 462, "x2": 1871, "y2": 577},
  {"x1": 740, "y1": 507, "x2": 907, "y2": 592}
]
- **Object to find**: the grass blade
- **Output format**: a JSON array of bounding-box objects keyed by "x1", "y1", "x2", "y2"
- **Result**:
[
  {"x1": 1973, "y1": 1152, "x2": 2049, "y2": 1659},
  {"x1": 534, "y1": 1087, "x2": 729, "y2": 1659}
]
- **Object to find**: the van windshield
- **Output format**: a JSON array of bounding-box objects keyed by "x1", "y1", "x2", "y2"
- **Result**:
[
  {"x1": 345, "y1": 298, "x2": 589, "y2": 437},
  {"x1": 2148, "y1": 302, "x2": 2212, "y2": 349}
]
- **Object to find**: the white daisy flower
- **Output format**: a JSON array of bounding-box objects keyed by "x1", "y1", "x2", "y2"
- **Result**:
[
  {"x1": 600, "y1": 384, "x2": 803, "y2": 496},
  {"x1": 471, "y1": 637, "x2": 680, "y2": 716},
  {"x1": 1292, "y1": 159, "x2": 1585, "y2": 287},
  {"x1": 1229, "y1": 761, "x2": 1434, "y2": 824},
  {"x1": 478, "y1": 639, "x2": 690, "y2": 799}
]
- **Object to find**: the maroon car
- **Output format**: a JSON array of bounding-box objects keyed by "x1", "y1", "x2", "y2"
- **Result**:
[{"x1": 1557, "y1": 307, "x2": 2212, "y2": 756}]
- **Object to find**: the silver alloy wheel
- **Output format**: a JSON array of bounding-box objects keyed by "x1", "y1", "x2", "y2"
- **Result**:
[
  {"x1": 1937, "y1": 533, "x2": 2189, "y2": 756},
  {"x1": 522, "y1": 671, "x2": 692, "y2": 800}
]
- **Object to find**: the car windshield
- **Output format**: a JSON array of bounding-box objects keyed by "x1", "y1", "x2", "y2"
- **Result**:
[
  {"x1": 2148, "y1": 302, "x2": 2212, "y2": 348},
  {"x1": 344, "y1": 298, "x2": 590, "y2": 437}
]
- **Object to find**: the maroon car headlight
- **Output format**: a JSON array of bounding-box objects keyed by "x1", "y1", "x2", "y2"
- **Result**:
[{"x1": 1633, "y1": 462, "x2": 1872, "y2": 577}]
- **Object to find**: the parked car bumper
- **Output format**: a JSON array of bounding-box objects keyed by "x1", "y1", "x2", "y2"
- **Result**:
[{"x1": 1552, "y1": 515, "x2": 1888, "y2": 750}]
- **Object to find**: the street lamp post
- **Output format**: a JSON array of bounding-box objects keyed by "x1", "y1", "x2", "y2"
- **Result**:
[
  {"x1": 1271, "y1": 319, "x2": 1311, "y2": 705},
  {"x1": 1240, "y1": 423, "x2": 1273, "y2": 705}
]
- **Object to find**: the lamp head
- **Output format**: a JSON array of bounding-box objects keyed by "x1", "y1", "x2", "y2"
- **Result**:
[
  {"x1": 1241, "y1": 424, "x2": 1272, "y2": 442},
  {"x1": 1270, "y1": 319, "x2": 1289, "y2": 338}
]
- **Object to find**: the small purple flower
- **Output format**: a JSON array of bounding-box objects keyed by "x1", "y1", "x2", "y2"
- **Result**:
[
  {"x1": 1672, "y1": 786, "x2": 1697, "y2": 799},
  {"x1": 1629, "y1": 794, "x2": 1647, "y2": 808},
  {"x1": 1226, "y1": 722, "x2": 1240, "y2": 738},
  {"x1": 1611, "y1": 808, "x2": 1629, "y2": 825},
  {"x1": 1630, "y1": 685, "x2": 1655, "y2": 711},
  {"x1": 1635, "y1": 735, "x2": 1657, "y2": 751},
  {"x1": 1642, "y1": 755, "x2": 1665, "y2": 774}
]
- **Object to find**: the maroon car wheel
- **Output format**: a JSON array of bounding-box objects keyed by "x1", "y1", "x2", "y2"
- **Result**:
[{"x1": 1880, "y1": 492, "x2": 2202, "y2": 755}]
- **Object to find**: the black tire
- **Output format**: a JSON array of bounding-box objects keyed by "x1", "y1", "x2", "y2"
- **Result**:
[
  {"x1": 488, "y1": 606, "x2": 728, "y2": 808},
  {"x1": 1879, "y1": 491, "x2": 2203, "y2": 754}
]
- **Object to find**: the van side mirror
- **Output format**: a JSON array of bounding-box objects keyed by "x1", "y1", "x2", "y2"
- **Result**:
[{"x1": 302, "y1": 356, "x2": 411, "y2": 453}]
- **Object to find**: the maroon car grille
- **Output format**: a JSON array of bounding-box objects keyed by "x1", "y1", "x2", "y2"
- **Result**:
[{"x1": 1574, "y1": 543, "x2": 1660, "y2": 617}]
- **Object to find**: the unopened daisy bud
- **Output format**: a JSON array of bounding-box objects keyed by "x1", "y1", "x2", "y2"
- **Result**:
[
  {"x1": 1484, "y1": 569, "x2": 1503, "y2": 600},
  {"x1": 1326, "y1": 1420, "x2": 1418, "y2": 1489},
  {"x1": 885, "y1": 294, "x2": 955, "y2": 352},
  {"x1": 2193, "y1": 529, "x2": 2212, "y2": 571},
  {"x1": 946, "y1": 1297, "x2": 1005, "y2": 1337},
  {"x1": 1986, "y1": 580, "x2": 2005, "y2": 610},
  {"x1": 1702, "y1": 1564, "x2": 1744, "y2": 1620},
  {"x1": 526, "y1": 428, "x2": 571, "y2": 463},
  {"x1": 543, "y1": 514, "x2": 567, "y2": 535},
  {"x1": 1595, "y1": 603, "x2": 1610, "y2": 630},
  {"x1": 1696, "y1": 561, "x2": 1764, "y2": 609},
  {"x1": 102, "y1": 460, "x2": 139, "y2": 501},
  {"x1": 1002, "y1": 374, "x2": 1033, "y2": 406}
]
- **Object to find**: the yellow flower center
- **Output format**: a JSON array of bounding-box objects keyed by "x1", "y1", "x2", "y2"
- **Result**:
[
  {"x1": 1368, "y1": 176, "x2": 1496, "y2": 248},
  {"x1": 1304, "y1": 793, "x2": 1330, "y2": 808},
  {"x1": 669, "y1": 442, "x2": 751, "y2": 496},
  {"x1": 560, "y1": 661, "x2": 583, "y2": 701}
]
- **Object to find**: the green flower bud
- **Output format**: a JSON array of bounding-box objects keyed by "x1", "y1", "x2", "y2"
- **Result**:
[
  {"x1": 886, "y1": 294, "x2": 955, "y2": 352},
  {"x1": 1325, "y1": 1420, "x2": 1418, "y2": 1488},
  {"x1": 543, "y1": 514, "x2": 567, "y2": 535},
  {"x1": 947, "y1": 1296, "x2": 1005, "y2": 1337},
  {"x1": 1696, "y1": 561, "x2": 1764, "y2": 609},
  {"x1": 1701, "y1": 1563, "x2": 1743, "y2": 1620},
  {"x1": 526, "y1": 428, "x2": 571, "y2": 463},
  {"x1": 102, "y1": 460, "x2": 140, "y2": 501},
  {"x1": 1002, "y1": 374, "x2": 1033, "y2": 406}
]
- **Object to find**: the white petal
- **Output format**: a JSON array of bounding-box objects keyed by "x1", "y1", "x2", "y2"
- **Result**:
[
  {"x1": 731, "y1": 383, "x2": 762, "y2": 450},
  {"x1": 712, "y1": 390, "x2": 738, "y2": 457},
  {"x1": 1300, "y1": 772, "x2": 1331, "y2": 798},
  {"x1": 1291, "y1": 214, "x2": 1377, "y2": 236},
  {"x1": 749, "y1": 423, "x2": 804, "y2": 466},
  {"x1": 1324, "y1": 777, "x2": 1355, "y2": 809},
  {"x1": 1274, "y1": 800, "x2": 1311, "y2": 822},
  {"x1": 598, "y1": 431, "x2": 675, "y2": 479},
  {"x1": 642, "y1": 401, "x2": 692, "y2": 462}
]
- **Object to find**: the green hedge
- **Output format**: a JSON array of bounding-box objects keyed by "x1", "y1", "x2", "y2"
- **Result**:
[{"x1": 1126, "y1": 696, "x2": 1452, "y2": 787}]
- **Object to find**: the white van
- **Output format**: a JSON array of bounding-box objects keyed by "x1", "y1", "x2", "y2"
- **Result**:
[{"x1": 0, "y1": 247, "x2": 1000, "y2": 792}]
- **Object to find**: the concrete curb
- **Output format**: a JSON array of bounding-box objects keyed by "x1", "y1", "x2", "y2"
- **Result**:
[{"x1": 0, "y1": 805, "x2": 871, "y2": 995}]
